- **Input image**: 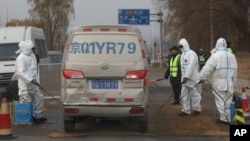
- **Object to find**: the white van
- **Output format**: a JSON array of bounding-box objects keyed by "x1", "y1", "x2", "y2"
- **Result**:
[
  {"x1": 48, "y1": 51, "x2": 62, "y2": 64},
  {"x1": 0, "y1": 26, "x2": 48, "y2": 93},
  {"x1": 61, "y1": 25, "x2": 149, "y2": 133}
]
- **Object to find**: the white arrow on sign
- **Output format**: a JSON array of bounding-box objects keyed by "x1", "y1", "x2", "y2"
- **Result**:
[{"x1": 129, "y1": 16, "x2": 138, "y2": 22}]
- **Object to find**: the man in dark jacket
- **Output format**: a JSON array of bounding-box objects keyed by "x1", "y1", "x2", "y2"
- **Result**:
[
  {"x1": 198, "y1": 48, "x2": 207, "y2": 70},
  {"x1": 164, "y1": 46, "x2": 182, "y2": 105}
]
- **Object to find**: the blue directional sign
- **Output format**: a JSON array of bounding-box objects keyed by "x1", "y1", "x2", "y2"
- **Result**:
[{"x1": 118, "y1": 9, "x2": 150, "y2": 25}]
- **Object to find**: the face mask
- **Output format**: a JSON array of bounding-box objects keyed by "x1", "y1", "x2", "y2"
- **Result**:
[
  {"x1": 180, "y1": 48, "x2": 184, "y2": 53},
  {"x1": 178, "y1": 45, "x2": 184, "y2": 53},
  {"x1": 20, "y1": 47, "x2": 32, "y2": 56}
]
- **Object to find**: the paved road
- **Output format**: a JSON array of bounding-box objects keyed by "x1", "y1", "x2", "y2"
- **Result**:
[
  {"x1": 5, "y1": 69, "x2": 234, "y2": 141},
  {"x1": 9, "y1": 136, "x2": 229, "y2": 141}
]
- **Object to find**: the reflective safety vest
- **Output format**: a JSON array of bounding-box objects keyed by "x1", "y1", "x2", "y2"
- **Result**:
[
  {"x1": 170, "y1": 54, "x2": 180, "y2": 77},
  {"x1": 199, "y1": 54, "x2": 206, "y2": 63},
  {"x1": 227, "y1": 48, "x2": 233, "y2": 53}
]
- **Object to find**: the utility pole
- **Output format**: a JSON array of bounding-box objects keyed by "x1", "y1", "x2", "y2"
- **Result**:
[
  {"x1": 150, "y1": 11, "x2": 163, "y2": 69},
  {"x1": 153, "y1": 42, "x2": 156, "y2": 62},
  {"x1": 6, "y1": 7, "x2": 8, "y2": 26},
  {"x1": 210, "y1": 0, "x2": 214, "y2": 50}
]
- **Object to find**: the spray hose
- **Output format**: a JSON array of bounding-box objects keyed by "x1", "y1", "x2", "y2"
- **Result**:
[
  {"x1": 149, "y1": 78, "x2": 201, "y2": 110},
  {"x1": 151, "y1": 77, "x2": 233, "y2": 120},
  {"x1": 32, "y1": 82, "x2": 63, "y2": 105},
  {"x1": 204, "y1": 79, "x2": 234, "y2": 121}
]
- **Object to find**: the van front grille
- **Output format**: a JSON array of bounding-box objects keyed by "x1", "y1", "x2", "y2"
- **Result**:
[{"x1": 0, "y1": 73, "x2": 14, "y2": 81}]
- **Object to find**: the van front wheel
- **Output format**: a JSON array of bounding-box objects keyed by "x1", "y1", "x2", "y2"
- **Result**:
[{"x1": 64, "y1": 120, "x2": 75, "y2": 132}]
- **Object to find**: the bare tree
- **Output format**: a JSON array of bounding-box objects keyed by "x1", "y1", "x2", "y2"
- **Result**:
[
  {"x1": 27, "y1": 0, "x2": 75, "y2": 51},
  {"x1": 155, "y1": 0, "x2": 250, "y2": 52}
]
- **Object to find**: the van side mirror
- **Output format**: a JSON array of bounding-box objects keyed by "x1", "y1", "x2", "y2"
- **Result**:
[{"x1": 35, "y1": 53, "x2": 40, "y2": 64}]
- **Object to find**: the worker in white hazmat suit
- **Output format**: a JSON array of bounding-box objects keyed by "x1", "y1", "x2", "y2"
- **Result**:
[
  {"x1": 178, "y1": 38, "x2": 201, "y2": 116},
  {"x1": 15, "y1": 40, "x2": 47, "y2": 124},
  {"x1": 199, "y1": 38, "x2": 237, "y2": 124}
]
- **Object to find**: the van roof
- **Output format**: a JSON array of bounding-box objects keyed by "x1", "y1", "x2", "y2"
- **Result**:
[
  {"x1": 0, "y1": 26, "x2": 43, "y2": 32},
  {"x1": 0, "y1": 26, "x2": 44, "y2": 43},
  {"x1": 72, "y1": 24, "x2": 141, "y2": 34}
]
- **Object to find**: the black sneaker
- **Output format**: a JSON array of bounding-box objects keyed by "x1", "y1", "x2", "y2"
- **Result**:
[
  {"x1": 191, "y1": 111, "x2": 200, "y2": 116},
  {"x1": 178, "y1": 112, "x2": 189, "y2": 116},
  {"x1": 40, "y1": 117, "x2": 47, "y2": 121},
  {"x1": 33, "y1": 117, "x2": 47, "y2": 124},
  {"x1": 33, "y1": 118, "x2": 44, "y2": 124},
  {"x1": 215, "y1": 119, "x2": 229, "y2": 124}
]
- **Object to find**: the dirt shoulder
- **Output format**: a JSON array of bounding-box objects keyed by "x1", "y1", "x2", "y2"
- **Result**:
[
  {"x1": 235, "y1": 52, "x2": 250, "y2": 80},
  {"x1": 150, "y1": 51, "x2": 250, "y2": 80}
]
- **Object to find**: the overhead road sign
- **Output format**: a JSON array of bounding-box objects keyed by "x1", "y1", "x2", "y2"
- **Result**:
[{"x1": 118, "y1": 9, "x2": 150, "y2": 25}]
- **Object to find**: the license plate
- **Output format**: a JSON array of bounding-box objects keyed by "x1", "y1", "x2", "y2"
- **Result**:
[
  {"x1": 91, "y1": 80, "x2": 118, "y2": 89},
  {"x1": 0, "y1": 87, "x2": 6, "y2": 93}
]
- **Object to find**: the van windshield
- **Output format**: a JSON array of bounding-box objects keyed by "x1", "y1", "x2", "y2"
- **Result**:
[
  {"x1": 48, "y1": 54, "x2": 62, "y2": 63},
  {"x1": 68, "y1": 34, "x2": 141, "y2": 63},
  {"x1": 0, "y1": 43, "x2": 19, "y2": 61}
]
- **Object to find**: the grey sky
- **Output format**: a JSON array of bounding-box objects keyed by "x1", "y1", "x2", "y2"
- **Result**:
[{"x1": 0, "y1": 0, "x2": 161, "y2": 43}]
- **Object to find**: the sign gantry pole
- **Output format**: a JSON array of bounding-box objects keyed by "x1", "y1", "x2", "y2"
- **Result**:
[{"x1": 118, "y1": 9, "x2": 163, "y2": 69}]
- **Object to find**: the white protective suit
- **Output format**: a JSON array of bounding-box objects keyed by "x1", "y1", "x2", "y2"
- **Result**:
[
  {"x1": 179, "y1": 38, "x2": 201, "y2": 114},
  {"x1": 200, "y1": 38, "x2": 237, "y2": 122},
  {"x1": 15, "y1": 40, "x2": 44, "y2": 119}
]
